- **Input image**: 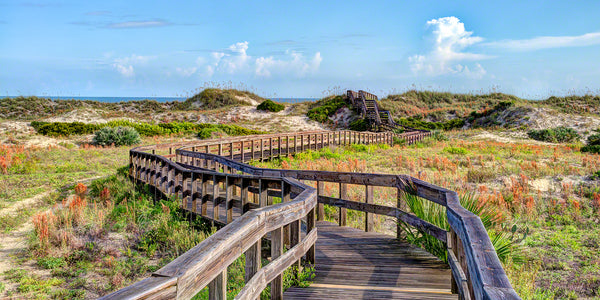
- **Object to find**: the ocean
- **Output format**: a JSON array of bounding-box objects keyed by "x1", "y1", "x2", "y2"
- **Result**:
[{"x1": 5, "y1": 96, "x2": 317, "y2": 104}]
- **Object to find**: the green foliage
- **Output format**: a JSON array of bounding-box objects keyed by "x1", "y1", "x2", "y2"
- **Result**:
[
  {"x1": 197, "y1": 124, "x2": 264, "y2": 140},
  {"x1": 306, "y1": 95, "x2": 348, "y2": 123},
  {"x1": 31, "y1": 120, "x2": 264, "y2": 138},
  {"x1": 392, "y1": 136, "x2": 406, "y2": 146},
  {"x1": 542, "y1": 95, "x2": 600, "y2": 115},
  {"x1": 443, "y1": 146, "x2": 468, "y2": 155},
  {"x1": 396, "y1": 116, "x2": 465, "y2": 131},
  {"x1": 399, "y1": 189, "x2": 523, "y2": 264},
  {"x1": 467, "y1": 101, "x2": 514, "y2": 121},
  {"x1": 37, "y1": 257, "x2": 67, "y2": 270},
  {"x1": 586, "y1": 133, "x2": 600, "y2": 146},
  {"x1": 349, "y1": 119, "x2": 369, "y2": 131},
  {"x1": 591, "y1": 170, "x2": 600, "y2": 180},
  {"x1": 466, "y1": 168, "x2": 496, "y2": 183},
  {"x1": 527, "y1": 126, "x2": 580, "y2": 143},
  {"x1": 181, "y1": 88, "x2": 265, "y2": 110},
  {"x1": 257, "y1": 100, "x2": 284, "y2": 112},
  {"x1": 430, "y1": 130, "x2": 448, "y2": 141},
  {"x1": 581, "y1": 145, "x2": 600, "y2": 154},
  {"x1": 92, "y1": 126, "x2": 141, "y2": 146}
]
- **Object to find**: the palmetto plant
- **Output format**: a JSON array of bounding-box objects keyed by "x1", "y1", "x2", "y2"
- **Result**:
[{"x1": 398, "y1": 185, "x2": 523, "y2": 264}]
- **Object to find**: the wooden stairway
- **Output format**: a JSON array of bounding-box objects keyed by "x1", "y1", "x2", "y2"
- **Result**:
[{"x1": 347, "y1": 90, "x2": 405, "y2": 132}]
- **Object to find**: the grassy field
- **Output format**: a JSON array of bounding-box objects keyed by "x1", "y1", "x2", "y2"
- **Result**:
[{"x1": 253, "y1": 131, "x2": 600, "y2": 299}]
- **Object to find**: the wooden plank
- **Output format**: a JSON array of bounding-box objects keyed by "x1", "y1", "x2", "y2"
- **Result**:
[
  {"x1": 339, "y1": 183, "x2": 347, "y2": 227},
  {"x1": 270, "y1": 227, "x2": 283, "y2": 300},
  {"x1": 317, "y1": 181, "x2": 324, "y2": 221},
  {"x1": 208, "y1": 270, "x2": 226, "y2": 300},
  {"x1": 245, "y1": 241, "x2": 261, "y2": 284},
  {"x1": 365, "y1": 185, "x2": 373, "y2": 232}
]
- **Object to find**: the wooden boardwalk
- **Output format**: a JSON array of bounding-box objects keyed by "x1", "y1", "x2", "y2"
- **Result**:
[{"x1": 284, "y1": 222, "x2": 456, "y2": 300}]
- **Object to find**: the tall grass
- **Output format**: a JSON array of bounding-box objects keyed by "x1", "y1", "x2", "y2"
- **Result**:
[{"x1": 398, "y1": 186, "x2": 522, "y2": 263}]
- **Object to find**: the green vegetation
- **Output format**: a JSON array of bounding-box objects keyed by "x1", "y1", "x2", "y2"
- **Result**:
[
  {"x1": 348, "y1": 119, "x2": 369, "y2": 131},
  {"x1": 197, "y1": 124, "x2": 264, "y2": 139},
  {"x1": 306, "y1": 95, "x2": 348, "y2": 123},
  {"x1": 541, "y1": 95, "x2": 600, "y2": 115},
  {"x1": 31, "y1": 120, "x2": 263, "y2": 138},
  {"x1": 180, "y1": 88, "x2": 266, "y2": 110},
  {"x1": 92, "y1": 127, "x2": 141, "y2": 146},
  {"x1": 581, "y1": 132, "x2": 600, "y2": 154},
  {"x1": 396, "y1": 116, "x2": 465, "y2": 130},
  {"x1": 256, "y1": 100, "x2": 285, "y2": 112},
  {"x1": 527, "y1": 126, "x2": 581, "y2": 143}
]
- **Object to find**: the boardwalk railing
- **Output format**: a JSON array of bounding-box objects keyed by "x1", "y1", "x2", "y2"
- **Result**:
[{"x1": 104, "y1": 129, "x2": 519, "y2": 300}]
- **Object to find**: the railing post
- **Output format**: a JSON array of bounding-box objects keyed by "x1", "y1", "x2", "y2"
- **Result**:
[
  {"x1": 260, "y1": 139, "x2": 264, "y2": 161},
  {"x1": 226, "y1": 176, "x2": 233, "y2": 223},
  {"x1": 306, "y1": 206, "x2": 316, "y2": 265},
  {"x1": 213, "y1": 175, "x2": 220, "y2": 222},
  {"x1": 271, "y1": 226, "x2": 283, "y2": 300},
  {"x1": 301, "y1": 134, "x2": 304, "y2": 152},
  {"x1": 241, "y1": 178, "x2": 250, "y2": 213},
  {"x1": 251, "y1": 139, "x2": 255, "y2": 161},
  {"x1": 240, "y1": 141, "x2": 245, "y2": 162},
  {"x1": 208, "y1": 270, "x2": 227, "y2": 300},
  {"x1": 282, "y1": 181, "x2": 291, "y2": 247},
  {"x1": 365, "y1": 185, "x2": 374, "y2": 232},
  {"x1": 339, "y1": 183, "x2": 347, "y2": 227},
  {"x1": 244, "y1": 241, "x2": 261, "y2": 286},
  {"x1": 278, "y1": 136, "x2": 282, "y2": 158},
  {"x1": 397, "y1": 187, "x2": 406, "y2": 239},
  {"x1": 259, "y1": 179, "x2": 268, "y2": 207},
  {"x1": 201, "y1": 173, "x2": 209, "y2": 216},
  {"x1": 317, "y1": 181, "x2": 324, "y2": 221}
]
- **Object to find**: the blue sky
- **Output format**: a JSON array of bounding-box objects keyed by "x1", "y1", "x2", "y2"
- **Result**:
[{"x1": 1, "y1": 1, "x2": 600, "y2": 99}]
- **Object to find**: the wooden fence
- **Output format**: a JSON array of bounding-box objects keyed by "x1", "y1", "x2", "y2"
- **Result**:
[{"x1": 102, "y1": 130, "x2": 519, "y2": 300}]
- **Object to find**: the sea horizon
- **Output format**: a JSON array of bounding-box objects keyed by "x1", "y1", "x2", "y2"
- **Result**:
[{"x1": 4, "y1": 96, "x2": 317, "y2": 104}]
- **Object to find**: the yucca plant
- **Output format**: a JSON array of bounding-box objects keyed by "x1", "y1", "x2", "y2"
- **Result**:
[{"x1": 398, "y1": 185, "x2": 523, "y2": 264}]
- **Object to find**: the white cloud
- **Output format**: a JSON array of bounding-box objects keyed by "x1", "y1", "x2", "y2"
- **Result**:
[
  {"x1": 255, "y1": 51, "x2": 322, "y2": 77},
  {"x1": 483, "y1": 32, "x2": 600, "y2": 51},
  {"x1": 201, "y1": 41, "x2": 322, "y2": 78},
  {"x1": 409, "y1": 16, "x2": 489, "y2": 77},
  {"x1": 111, "y1": 54, "x2": 155, "y2": 77},
  {"x1": 175, "y1": 67, "x2": 197, "y2": 77}
]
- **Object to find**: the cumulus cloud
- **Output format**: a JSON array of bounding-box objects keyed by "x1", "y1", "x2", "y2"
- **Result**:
[
  {"x1": 255, "y1": 51, "x2": 322, "y2": 77},
  {"x1": 202, "y1": 41, "x2": 321, "y2": 78},
  {"x1": 175, "y1": 67, "x2": 197, "y2": 77},
  {"x1": 409, "y1": 16, "x2": 489, "y2": 77},
  {"x1": 111, "y1": 54, "x2": 155, "y2": 77},
  {"x1": 483, "y1": 32, "x2": 600, "y2": 51}
]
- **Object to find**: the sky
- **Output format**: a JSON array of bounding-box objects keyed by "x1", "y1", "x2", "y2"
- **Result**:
[{"x1": 1, "y1": 1, "x2": 600, "y2": 99}]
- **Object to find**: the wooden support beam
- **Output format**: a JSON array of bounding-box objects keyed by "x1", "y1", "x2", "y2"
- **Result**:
[
  {"x1": 339, "y1": 182, "x2": 348, "y2": 227},
  {"x1": 213, "y1": 175, "x2": 220, "y2": 222},
  {"x1": 241, "y1": 178, "x2": 250, "y2": 214},
  {"x1": 226, "y1": 176, "x2": 233, "y2": 223},
  {"x1": 244, "y1": 241, "x2": 261, "y2": 284},
  {"x1": 306, "y1": 206, "x2": 316, "y2": 265},
  {"x1": 317, "y1": 181, "x2": 324, "y2": 221},
  {"x1": 208, "y1": 270, "x2": 226, "y2": 300},
  {"x1": 259, "y1": 179, "x2": 268, "y2": 207},
  {"x1": 365, "y1": 185, "x2": 374, "y2": 232},
  {"x1": 201, "y1": 174, "x2": 209, "y2": 216},
  {"x1": 270, "y1": 227, "x2": 283, "y2": 300}
]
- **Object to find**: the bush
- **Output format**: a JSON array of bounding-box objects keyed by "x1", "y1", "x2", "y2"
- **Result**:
[
  {"x1": 349, "y1": 119, "x2": 369, "y2": 131},
  {"x1": 392, "y1": 136, "x2": 406, "y2": 146},
  {"x1": 181, "y1": 88, "x2": 258, "y2": 109},
  {"x1": 37, "y1": 122, "x2": 100, "y2": 137},
  {"x1": 587, "y1": 134, "x2": 600, "y2": 146},
  {"x1": 581, "y1": 145, "x2": 600, "y2": 154},
  {"x1": 307, "y1": 95, "x2": 348, "y2": 123},
  {"x1": 257, "y1": 100, "x2": 284, "y2": 112},
  {"x1": 92, "y1": 127, "x2": 141, "y2": 146},
  {"x1": 443, "y1": 146, "x2": 468, "y2": 155},
  {"x1": 527, "y1": 126, "x2": 580, "y2": 143}
]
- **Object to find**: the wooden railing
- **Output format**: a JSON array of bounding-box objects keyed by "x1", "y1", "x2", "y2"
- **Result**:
[{"x1": 104, "y1": 129, "x2": 519, "y2": 300}]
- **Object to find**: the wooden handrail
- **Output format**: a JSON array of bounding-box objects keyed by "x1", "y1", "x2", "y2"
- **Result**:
[{"x1": 107, "y1": 129, "x2": 518, "y2": 300}]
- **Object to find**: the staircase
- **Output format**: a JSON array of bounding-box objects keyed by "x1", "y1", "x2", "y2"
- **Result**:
[{"x1": 347, "y1": 90, "x2": 408, "y2": 132}]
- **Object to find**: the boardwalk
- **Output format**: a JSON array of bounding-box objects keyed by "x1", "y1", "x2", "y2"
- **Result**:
[
  {"x1": 107, "y1": 130, "x2": 519, "y2": 300},
  {"x1": 284, "y1": 222, "x2": 456, "y2": 300}
]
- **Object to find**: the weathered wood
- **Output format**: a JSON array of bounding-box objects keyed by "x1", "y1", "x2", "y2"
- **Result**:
[
  {"x1": 271, "y1": 227, "x2": 283, "y2": 300},
  {"x1": 365, "y1": 185, "x2": 374, "y2": 232},
  {"x1": 317, "y1": 181, "x2": 324, "y2": 221},
  {"x1": 339, "y1": 183, "x2": 347, "y2": 227},
  {"x1": 208, "y1": 270, "x2": 227, "y2": 300},
  {"x1": 245, "y1": 240, "x2": 261, "y2": 285}
]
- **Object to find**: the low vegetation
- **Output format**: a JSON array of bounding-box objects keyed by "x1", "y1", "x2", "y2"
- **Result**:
[
  {"x1": 92, "y1": 127, "x2": 141, "y2": 146},
  {"x1": 306, "y1": 95, "x2": 348, "y2": 123},
  {"x1": 256, "y1": 100, "x2": 285, "y2": 112},
  {"x1": 581, "y1": 131, "x2": 600, "y2": 154},
  {"x1": 180, "y1": 88, "x2": 266, "y2": 110},
  {"x1": 253, "y1": 133, "x2": 600, "y2": 298},
  {"x1": 527, "y1": 126, "x2": 581, "y2": 143},
  {"x1": 31, "y1": 120, "x2": 264, "y2": 138}
]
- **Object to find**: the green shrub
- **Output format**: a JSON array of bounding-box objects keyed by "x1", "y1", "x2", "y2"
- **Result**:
[
  {"x1": 349, "y1": 119, "x2": 369, "y2": 131},
  {"x1": 37, "y1": 122, "x2": 100, "y2": 137},
  {"x1": 581, "y1": 145, "x2": 600, "y2": 154},
  {"x1": 181, "y1": 88, "x2": 262, "y2": 109},
  {"x1": 92, "y1": 126, "x2": 141, "y2": 146},
  {"x1": 527, "y1": 126, "x2": 580, "y2": 143},
  {"x1": 443, "y1": 146, "x2": 468, "y2": 155},
  {"x1": 307, "y1": 95, "x2": 348, "y2": 123},
  {"x1": 586, "y1": 134, "x2": 600, "y2": 146},
  {"x1": 257, "y1": 100, "x2": 284, "y2": 112},
  {"x1": 392, "y1": 136, "x2": 406, "y2": 146},
  {"x1": 397, "y1": 117, "x2": 465, "y2": 131}
]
